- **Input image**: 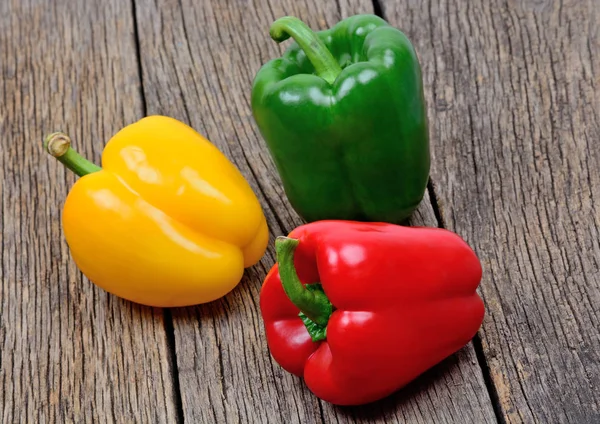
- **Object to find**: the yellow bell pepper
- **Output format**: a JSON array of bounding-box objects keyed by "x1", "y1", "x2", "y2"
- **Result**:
[{"x1": 45, "y1": 115, "x2": 269, "y2": 307}]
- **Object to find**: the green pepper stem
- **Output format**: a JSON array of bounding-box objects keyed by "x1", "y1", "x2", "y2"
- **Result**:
[
  {"x1": 275, "y1": 236, "x2": 333, "y2": 326},
  {"x1": 44, "y1": 132, "x2": 102, "y2": 177},
  {"x1": 269, "y1": 16, "x2": 342, "y2": 85}
]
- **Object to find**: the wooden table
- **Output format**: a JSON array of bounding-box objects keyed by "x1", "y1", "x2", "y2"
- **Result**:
[{"x1": 1, "y1": 0, "x2": 598, "y2": 422}]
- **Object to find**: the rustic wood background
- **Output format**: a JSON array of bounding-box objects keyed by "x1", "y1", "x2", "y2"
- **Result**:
[{"x1": 1, "y1": 0, "x2": 598, "y2": 422}]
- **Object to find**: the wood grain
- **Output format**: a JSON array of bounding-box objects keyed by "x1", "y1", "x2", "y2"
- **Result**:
[
  {"x1": 379, "y1": 0, "x2": 600, "y2": 422},
  {"x1": 134, "y1": 0, "x2": 496, "y2": 422},
  {"x1": 0, "y1": 0, "x2": 177, "y2": 422}
]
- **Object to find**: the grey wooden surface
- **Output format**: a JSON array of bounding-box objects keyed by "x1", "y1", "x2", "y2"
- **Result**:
[
  {"x1": 1, "y1": 0, "x2": 598, "y2": 423},
  {"x1": 378, "y1": 0, "x2": 600, "y2": 422},
  {"x1": 0, "y1": 0, "x2": 178, "y2": 423}
]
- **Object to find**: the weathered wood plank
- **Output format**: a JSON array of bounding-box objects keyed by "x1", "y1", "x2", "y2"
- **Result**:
[
  {"x1": 134, "y1": 0, "x2": 496, "y2": 422},
  {"x1": 0, "y1": 1, "x2": 177, "y2": 422},
  {"x1": 380, "y1": 0, "x2": 600, "y2": 422}
]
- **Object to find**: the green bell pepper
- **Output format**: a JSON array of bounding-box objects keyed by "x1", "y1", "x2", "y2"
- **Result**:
[{"x1": 251, "y1": 14, "x2": 430, "y2": 224}]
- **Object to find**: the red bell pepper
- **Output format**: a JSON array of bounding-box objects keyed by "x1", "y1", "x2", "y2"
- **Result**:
[{"x1": 259, "y1": 221, "x2": 484, "y2": 405}]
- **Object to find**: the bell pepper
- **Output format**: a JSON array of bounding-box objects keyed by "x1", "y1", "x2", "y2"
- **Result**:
[
  {"x1": 251, "y1": 14, "x2": 430, "y2": 224},
  {"x1": 259, "y1": 221, "x2": 484, "y2": 405},
  {"x1": 45, "y1": 115, "x2": 268, "y2": 307}
]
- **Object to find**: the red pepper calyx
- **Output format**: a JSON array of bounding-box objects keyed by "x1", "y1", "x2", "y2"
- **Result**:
[{"x1": 275, "y1": 236, "x2": 332, "y2": 341}]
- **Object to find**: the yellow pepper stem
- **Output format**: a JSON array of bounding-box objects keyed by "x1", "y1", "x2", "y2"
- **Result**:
[{"x1": 44, "y1": 132, "x2": 102, "y2": 177}]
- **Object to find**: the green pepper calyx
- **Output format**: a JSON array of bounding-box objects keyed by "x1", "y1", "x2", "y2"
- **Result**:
[{"x1": 269, "y1": 16, "x2": 342, "y2": 85}]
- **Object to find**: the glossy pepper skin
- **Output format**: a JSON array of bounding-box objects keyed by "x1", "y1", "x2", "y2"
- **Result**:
[
  {"x1": 260, "y1": 221, "x2": 484, "y2": 405},
  {"x1": 45, "y1": 116, "x2": 268, "y2": 307},
  {"x1": 252, "y1": 15, "x2": 430, "y2": 224}
]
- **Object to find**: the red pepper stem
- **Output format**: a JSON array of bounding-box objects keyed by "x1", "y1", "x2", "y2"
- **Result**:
[
  {"x1": 275, "y1": 236, "x2": 333, "y2": 327},
  {"x1": 269, "y1": 16, "x2": 342, "y2": 85},
  {"x1": 44, "y1": 132, "x2": 102, "y2": 177}
]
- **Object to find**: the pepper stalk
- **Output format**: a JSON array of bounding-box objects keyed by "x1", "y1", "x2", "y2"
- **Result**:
[
  {"x1": 269, "y1": 17, "x2": 342, "y2": 85},
  {"x1": 275, "y1": 236, "x2": 333, "y2": 341},
  {"x1": 44, "y1": 132, "x2": 101, "y2": 177}
]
